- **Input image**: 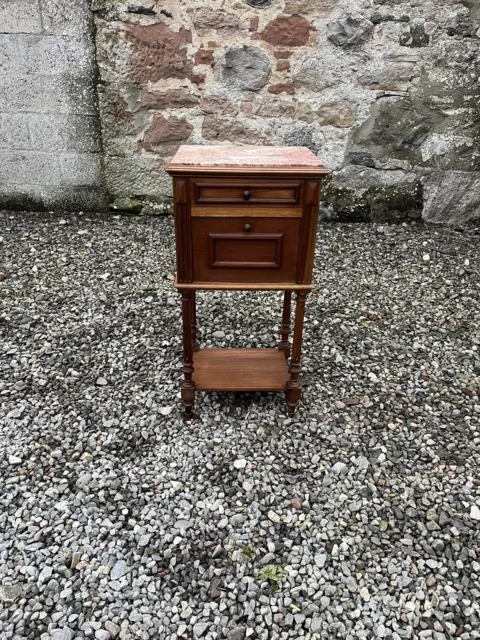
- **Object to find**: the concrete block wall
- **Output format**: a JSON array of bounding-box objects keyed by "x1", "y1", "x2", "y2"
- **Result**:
[{"x1": 0, "y1": 0, "x2": 107, "y2": 211}]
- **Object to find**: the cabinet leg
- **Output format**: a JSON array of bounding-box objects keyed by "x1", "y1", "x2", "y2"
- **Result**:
[
  {"x1": 286, "y1": 292, "x2": 307, "y2": 417},
  {"x1": 278, "y1": 291, "x2": 292, "y2": 360},
  {"x1": 181, "y1": 291, "x2": 195, "y2": 417},
  {"x1": 191, "y1": 291, "x2": 200, "y2": 352}
]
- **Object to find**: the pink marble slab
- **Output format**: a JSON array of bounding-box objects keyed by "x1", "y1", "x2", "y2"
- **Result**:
[{"x1": 169, "y1": 145, "x2": 328, "y2": 169}]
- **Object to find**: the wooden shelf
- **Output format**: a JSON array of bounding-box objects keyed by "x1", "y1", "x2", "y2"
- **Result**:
[{"x1": 193, "y1": 349, "x2": 289, "y2": 392}]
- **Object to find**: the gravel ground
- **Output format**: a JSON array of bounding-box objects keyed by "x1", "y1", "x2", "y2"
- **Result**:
[{"x1": 1, "y1": 210, "x2": 480, "y2": 640}]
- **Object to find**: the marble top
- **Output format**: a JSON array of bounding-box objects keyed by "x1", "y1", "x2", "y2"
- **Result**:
[{"x1": 168, "y1": 145, "x2": 328, "y2": 170}]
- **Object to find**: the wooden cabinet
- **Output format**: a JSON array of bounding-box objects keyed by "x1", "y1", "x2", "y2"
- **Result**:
[{"x1": 167, "y1": 145, "x2": 330, "y2": 417}]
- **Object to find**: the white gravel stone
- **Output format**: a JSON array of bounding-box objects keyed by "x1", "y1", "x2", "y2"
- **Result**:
[
  {"x1": 38, "y1": 566, "x2": 53, "y2": 583},
  {"x1": 110, "y1": 560, "x2": 129, "y2": 580},
  {"x1": 0, "y1": 585, "x2": 22, "y2": 603},
  {"x1": 355, "y1": 456, "x2": 369, "y2": 470},
  {"x1": 330, "y1": 461, "x2": 348, "y2": 475},
  {"x1": 51, "y1": 629, "x2": 74, "y2": 640},
  {"x1": 314, "y1": 554, "x2": 327, "y2": 569},
  {"x1": 470, "y1": 505, "x2": 480, "y2": 520},
  {"x1": 267, "y1": 510, "x2": 281, "y2": 523},
  {"x1": 193, "y1": 622, "x2": 209, "y2": 637}
]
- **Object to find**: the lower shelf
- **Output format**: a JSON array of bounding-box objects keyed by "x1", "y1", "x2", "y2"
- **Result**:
[{"x1": 192, "y1": 349, "x2": 289, "y2": 392}]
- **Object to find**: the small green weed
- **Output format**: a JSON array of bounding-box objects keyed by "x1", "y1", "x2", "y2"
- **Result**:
[
  {"x1": 243, "y1": 544, "x2": 254, "y2": 559},
  {"x1": 258, "y1": 564, "x2": 285, "y2": 593}
]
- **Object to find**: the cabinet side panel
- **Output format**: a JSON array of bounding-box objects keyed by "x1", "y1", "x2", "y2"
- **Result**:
[
  {"x1": 296, "y1": 180, "x2": 322, "y2": 284},
  {"x1": 173, "y1": 177, "x2": 193, "y2": 283}
]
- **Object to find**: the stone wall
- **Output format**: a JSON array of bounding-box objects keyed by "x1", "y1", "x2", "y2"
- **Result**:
[
  {"x1": 0, "y1": 0, "x2": 107, "y2": 212},
  {"x1": 1, "y1": 0, "x2": 478, "y2": 222},
  {"x1": 93, "y1": 0, "x2": 480, "y2": 223}
]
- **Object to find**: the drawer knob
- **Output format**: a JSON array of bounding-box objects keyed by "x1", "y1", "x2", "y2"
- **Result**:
[
  {"x1": 243, "y1": 223, "x2": 252, "y2": 232},
  {"x1": 242, "y1": 190, "x2": 250, "y2": 201}
]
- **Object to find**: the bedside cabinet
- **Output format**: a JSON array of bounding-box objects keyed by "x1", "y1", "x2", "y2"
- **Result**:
[{"x1": 166, "y1": 145, "x2": 330, "y2": 417}]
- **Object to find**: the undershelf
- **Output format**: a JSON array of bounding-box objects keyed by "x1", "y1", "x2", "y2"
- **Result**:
[{"x1": 192, "y1": 348, "x2": 289, "y2": 392}]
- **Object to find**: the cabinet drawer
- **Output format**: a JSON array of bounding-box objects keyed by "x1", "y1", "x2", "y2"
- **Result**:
[
  {"x1": 192, "y1": 178, "x2": 302, "y2": 205},
  {"x1": 192, "y1": 217, "x2": 300, "y2": 284}
]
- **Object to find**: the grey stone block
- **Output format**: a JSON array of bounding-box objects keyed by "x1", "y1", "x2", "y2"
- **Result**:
[
  {"x1": 60, "y1": 153, "x2": 103, "y2": 187},
  {"x1": 0, "y1": 113, "x2": 32, "y2": 150},
  {"x1": 423, "y1": 170, "x2": 480, "y2": 225},
  {"x1": 4, "y1": 34, "x2": 93, "y2": 77},
  {"x1": 0, "y1": 34, "x2": 18, "y2": 73},
  {"x1": 0, "y1": 75, "x2": 98, "y2": 115},
  {"x1": 0, "y1": 0, "x2": 42, "y2": 34},
  {"x1": 222, "y1": 46, "x2": 271, "y2": 91},
  {"x1": 29, "y1": 114, "x2": 101, "y2": 153},
  {"x1": 40, "y1": 0, "x2": 92, "y2": 36},
  {"x1": 0, "y1": 183, "x2": 107, "y2": 211},
  {"x1": 0, "y1": 150, "x2": 62, "y2": 185},
  {"x1": 327, "y1": 16, "x2": 374, "y2": 47}
]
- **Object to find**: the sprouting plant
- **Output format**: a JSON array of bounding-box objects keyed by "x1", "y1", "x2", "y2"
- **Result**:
[
  {"x1": 258, "y1": 564, "x2": 285, "y2": 593},
  {"x1": 243, "y1": 544, "x2": 254, "y2": 559}
]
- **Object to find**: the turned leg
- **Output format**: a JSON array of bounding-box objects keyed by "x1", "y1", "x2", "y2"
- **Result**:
[
  {"x1": 286, "y1": 291, "x2": 308, "y2": 417},
  {"x1": 180, "y1": 291, "x2": 195, "y2": 417},
  {"x1": 191, "y1": 291, "x2": 200, "y2": 352},
  {"x1": 278, "y1": 291, "x2": 292, "y2": 360}
]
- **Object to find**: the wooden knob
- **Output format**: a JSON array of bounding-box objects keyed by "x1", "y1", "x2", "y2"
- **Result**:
[
  {"x1": 244, "y1": 223, "x2": 252, "y2": 232},
  {"x1": 242, "y1": 190, "x2": 250, "y2": 201}
]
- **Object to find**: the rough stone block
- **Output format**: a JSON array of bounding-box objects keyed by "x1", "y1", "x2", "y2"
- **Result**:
[
  {"x1": 125, "y1": 23, "x2": 192, "y2": 83},
  {"x1": 0, "y1": 150, "x2": 62, "y2": 185},
  {"x1": 199, "y1": 96, "x2": 237, "y2": 115},
  {"x1": 268, "y1": 83, "x2": 295, "y2": 95},
  {"x1": 293, "y1": 54, "x2": 339, "y2": 90},
  {"x1": 0, "y1": 0, "x2": 42, "y2": 34},
  {"x1": 284, "y1": 0, "x2": 338, "y2": 14},
  {"x1": 261, "y1": 15, "x2": 311, "y2": 47},
  {"x1": 193, "y1": 8, "x2": 244, "y2": 35},
  {"x1": 143, "y1": 114, "x2": 193, "y2": 153},
  {"x1": 358, "y1": 63, "x2": 416, "y2": 91},
  {"x1": 351, "y1": 97, "x2": 437, "y2": 166},
  {"x1": 97, "y1": 84, "x2": 146, "y2": 157},
  {"x1": 322, "y1": 166, "x2": 424, "y2": 222},
  {"x1": 255, "y1": 99, "x2": 295, "y2": 118},
  {"x1": 60, "y1": 153, "x2": 103, "y2": 187},
  {"x1": 105, "y1": 156, "x2": 169, "y2": 198},
  {"x1": 317, "y1": 102, "x2": 356, "y2": 128},
  {"x1": 423, "y1": 171, "x2": 480, "y2": 225},
  {"x1": 142, "y1": 87, "x2": 199, "y2": 111},
  {"x1": 202, "y1": 115, "x2": 259, "y2": 143},
  {"x1": 0, "y1": 113, "x2": 32, "y2": 149}
]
